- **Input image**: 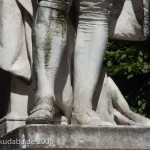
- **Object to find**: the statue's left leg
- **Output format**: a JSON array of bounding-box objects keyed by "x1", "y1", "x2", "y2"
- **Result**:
[
  {"x1": 26, "y1": 0, "x2": 72, "y2": 124},
  {"x1": 72, "y1": 0, "x2": 113, "y2": 125}
]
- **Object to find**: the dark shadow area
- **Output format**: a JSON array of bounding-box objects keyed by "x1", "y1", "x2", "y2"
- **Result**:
[
  {"x1": 92, "y1": 69, "x2": 105, "y2": 111},
  {"x1": 69, "y1": 0, "x2": 79, "y2": 32},
  {"x1": 0, "y1": 69, "x2": 11, "y2": 119},
  {"x1": 131, "y1": 0, "x2": 144, "y2": 26}
]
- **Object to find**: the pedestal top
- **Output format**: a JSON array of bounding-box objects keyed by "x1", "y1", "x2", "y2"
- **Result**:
[{"x1": 1, "y1": 125, "x2": 150, "y2": 150}]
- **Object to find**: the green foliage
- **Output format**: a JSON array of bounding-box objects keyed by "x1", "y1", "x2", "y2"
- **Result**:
[{"x1": 104, "y1": 39, "x2": 150, "y2": 117}]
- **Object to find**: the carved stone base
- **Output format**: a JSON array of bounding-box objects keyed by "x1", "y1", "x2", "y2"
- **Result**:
[
  {"x1": 0, "y1": 115, "x2": 68, "y2": 137},
  {"x1": 1, "y1": 125, "x2": 150, "y2": 150},
  {"x1": 0, "y1": 121, "x2": 25, "y2": 138}
]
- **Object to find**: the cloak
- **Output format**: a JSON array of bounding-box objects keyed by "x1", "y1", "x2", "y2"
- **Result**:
[
  {"x1": 108, "y1": 0, "x2": 149, "y2": 41},
  {"x1": 0, "y1": 0, "x2": 37, "y2": 80}
]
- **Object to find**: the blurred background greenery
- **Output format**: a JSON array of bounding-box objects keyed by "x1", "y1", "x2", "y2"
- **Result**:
[{"x1": 104, "y1": 39, "x2": 150, "y2": 117}]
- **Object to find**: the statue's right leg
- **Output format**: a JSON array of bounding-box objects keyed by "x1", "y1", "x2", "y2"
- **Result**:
[{"x1": 26, "y1": 0, "x2": 72, "y2": 124}]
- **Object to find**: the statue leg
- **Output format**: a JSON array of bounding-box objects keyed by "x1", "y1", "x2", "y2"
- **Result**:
[
  {"x1": 26, "y1": 0, "x2": 71, "y2": 124},
  {"x1": 72, "y1": 0, "x2": 113, "y2": 125}
]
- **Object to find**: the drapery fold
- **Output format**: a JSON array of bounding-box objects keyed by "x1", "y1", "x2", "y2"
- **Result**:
[
  {"x1": 0, "y1": 0, "x2": 37, "y2": 79},
  {"x1": 108, "y1": 0, "x2": 149, "y2": 41}
]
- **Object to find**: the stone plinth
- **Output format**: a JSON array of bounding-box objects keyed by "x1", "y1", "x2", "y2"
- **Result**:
[
  {"x1": 1, "y1": 125, "x2": 150, "y2": 150},
  {"x1": 0, "y1": 120, "x2": 25, "y2": 138}
]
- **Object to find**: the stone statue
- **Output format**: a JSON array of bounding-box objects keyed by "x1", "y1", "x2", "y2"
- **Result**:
[
  {"x1": 26, "y1": 0, "x2": 115, "y2": 125},
  {"x1": 26, "y1": 0, "x2": 150, "y2": 126},
  {"x1": 0, "y1": 0, "x2": 149, "y2": 131}
]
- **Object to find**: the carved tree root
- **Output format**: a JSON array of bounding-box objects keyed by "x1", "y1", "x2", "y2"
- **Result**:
[
  {"x1": 71, "y1": 69, "x2": 150, "y2": 126},
  {"x1": 108, "y1": 76, "x2": 150, "y2": 126}
]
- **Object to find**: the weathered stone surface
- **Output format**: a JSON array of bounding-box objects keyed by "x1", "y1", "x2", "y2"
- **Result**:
[
  {"x1": 0, "y1": 115, "x2": 68, "y2": 137},
  {"x1": 0, "y1": 121, "x2": 25, "y2": 138},
  {"x1": 1, "y1": 125, "x2": 150, "y2": 150},
  {"x1": 108, "y1": 0, "x2": 149, "y2": 41}
]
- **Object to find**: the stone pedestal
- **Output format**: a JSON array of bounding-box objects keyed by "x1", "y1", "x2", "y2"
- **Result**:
[
  {"x1": 1, "y1": 125, "x2": 150, "y2": 150},
  {"x1": 0, "y1": 115, "x2": 68, "y2": 137},
  {"x1": 0, "y1": 121, "x2": 25, "y2": 138},
  {"x1": 0, "y1": 76, "x2": 35, "y2": 137}
]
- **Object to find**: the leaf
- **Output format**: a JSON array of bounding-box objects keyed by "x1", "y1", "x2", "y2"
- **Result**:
[
  {"x1": 107, "y1": 60, "x2": 112, "y2": 67},
  {"x1": 138, "y1": 56, "x2": 143, "y2": 62},
  {"x1": 127, "y1": 74, "x2": 133, "y2": 79}
]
